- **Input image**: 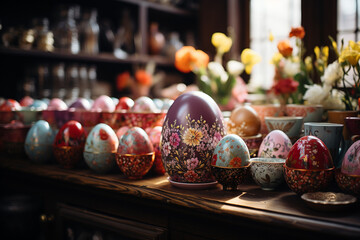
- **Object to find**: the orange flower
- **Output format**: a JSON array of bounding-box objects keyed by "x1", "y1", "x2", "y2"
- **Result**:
[
  {"x1": 289, "y1": 26, "x2": 305, "y2": 39},
  {"x1": 135, "y1": 70, "x2": 152, "y2": 86},
  {"x1": 229, "y1": 157, "x2": 242, "y2": 168},
  {"x1": 277, "y1": 40, "x2": 293, "y2": 58},
  {"x1": 175, "y1": 46, "x2": 209, "y2": 73},
  {"x1": 116, "y1": 71, "x2": 131, "y2": 91}
]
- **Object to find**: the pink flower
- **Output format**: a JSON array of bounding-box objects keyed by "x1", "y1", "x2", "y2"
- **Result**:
[
  {"x1": 169, "y1": 132, "x2": 180, "y2": 147},
  {"x1": 162, "y1": 142, "x2": 171, "y2": 156},
  {"x1": 184, "y1": 170, "x2": 199, "y2": 182},
  {"x1": 186, "y1": 158, "x2": 199, "y2": 170}
]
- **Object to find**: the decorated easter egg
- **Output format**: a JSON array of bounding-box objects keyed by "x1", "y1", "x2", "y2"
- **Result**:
[
  {"x1": 148, "y1": 126, "x2": 165, "y2": 175},
  {"x1": 24, "y1": 120, "x2": 55, "y2": 164},
  {"x1": 286, "y1": 135, "x2": 334, "y2": 170},
  {"x1": 212, "y1": 134, "x2": 250, "y2": 168},
  {"x1": 227, "y1": 105, "x2": 261, "y2": 137},
  {"x1": 116, "y1": 126, "x2": 130, "y2": 140},
  {"x1": 341, "y1": 140, "x2": 360, "y2": 176},
  {"x1": 131, "y1": 96, "x2": 158, "y2": 112},
  {"x1": 47, "y1": 98, "x2": 68, "y2": 110},
  {"x1": 118, "y1": 127, "x2": 153, "y2": 155},
  {"x1": 84, "y1": 123, "x2": 119, "y2": 173},
  {"x1": 69, "y1": 98, "x2": 91, "y2": 110},
  {"x1": 28, "y1": 99, "x2": 48, "y2": 110},
  {"x1": 20, "y1": 96, "x2": 34, "y2": 107},
  {"x1": 92, "y1": 95, "x2": 115, "y2": 112},
  {"x1": 258, "y1": 130, "x2": 292, "y2": 159},
  {"x1": 161, "y1": 91, "x2": 226, "y2": 183},
  {"x1": 116, "y1": 97, "x2": 134, "y2": 110},
  {"x1": 0, "y1": 99, "x2": 21, "y2": 111},
  {"x1": 53, "y1": 120, "x2": 87, "y2": 168}
]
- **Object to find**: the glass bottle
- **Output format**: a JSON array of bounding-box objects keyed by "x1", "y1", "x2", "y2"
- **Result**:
[
  {"x1": 52, "y1": 63, "x2": 66, "y2": 99},
  {"x1": 78, "y1": 65, "x2": 90, "y2": 99},
  {"x1": 53, "y1": 6, "x2": 80, "y2": 54},
  {"x1": 88, "y1": 65, "x2": 97, "y2": 99},
  {"x1": 79, "y1": 9, "x2": 99, "y2": 54},
  {"x1": 65, "y1": 64, "x2": 80, "y2": 103}
]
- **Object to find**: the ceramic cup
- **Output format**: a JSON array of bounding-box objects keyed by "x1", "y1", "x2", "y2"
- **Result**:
[
  {"x1": 265, "y1": 116, "x2": 304, "y2": 143},
  {"x1": 345, "y1": 117, "x2": 360, "y2": 143},
  {"x1": 304, "y1": 122, "x2": 345, "y2": 168}
]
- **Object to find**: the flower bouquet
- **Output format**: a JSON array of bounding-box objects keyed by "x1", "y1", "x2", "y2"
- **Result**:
[{"x1": 175, "y1": 32, "x2": 261, "y2": 106}]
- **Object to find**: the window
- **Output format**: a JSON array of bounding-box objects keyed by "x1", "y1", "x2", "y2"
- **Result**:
[
  {"x1": 248, "y1": 0, "x2": 301, "y2": 92},
  {"x1": 337, "y1": 0, "x2": 359, "y2": 44}
]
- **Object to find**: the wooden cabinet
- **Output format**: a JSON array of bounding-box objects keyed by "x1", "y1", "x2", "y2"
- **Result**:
[
  {"x1": 0, "y1": 0, "x2": 199, "y2": 99},
  {"x1": 1, "y1": 157, "x2": 360, "y2": 240}
]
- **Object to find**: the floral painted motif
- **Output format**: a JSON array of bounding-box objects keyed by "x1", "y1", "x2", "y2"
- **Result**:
[
  {"x1": 161, "y1": 114, "x2": 225, "y2": 183},
  {"x1": 258, "y1": 130, "x2": 292, "y2": 159},
  {"x1": 341, "y1": 140, "x2": 360, "y2": 176}
]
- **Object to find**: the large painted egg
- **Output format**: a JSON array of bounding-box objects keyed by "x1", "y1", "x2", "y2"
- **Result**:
[
  {"x1": 84, "y1": 123, "x2": 119, "y2": 173},
  {"x1": 24, "y1": 120, "x2": 55, "y2": 164},
  {"x1": 286, "y1": 135, "x2": 334, "y2": 170},
  {"x1": 117, "y1": 127, "x2": 153, "y2": 155},
  {"x1": 161, "y1": 91, "x2": 226, "y2": 183},
  {"x1": 227, "y1": 106, "x2": 261, "y2": 137},
  {"x1": 341, "y1": 140, "x2": 360, "y2": 176},
  {"x1": 212, "y1": 134, "x2": 250, "y2": 168},
  {"x1": 53, "y1": 120, "x2": 87, "y2": 169},
  {"x1": 258, "y1": 130, "x2": 292, "y2": 159}
]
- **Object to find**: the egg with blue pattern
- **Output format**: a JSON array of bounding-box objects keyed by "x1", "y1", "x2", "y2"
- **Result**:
[
  {"x1": 212, "y1": 134, "x2": 250, "y2": 168},
  {"x1": 84, "y1": 123, "x2": 119, "y2": 173},
  {"x1": 24, "y1": 120, "x2": 55, "y2": 164},
  {"x1": 117, "y1": 127, "x2": 154, "y2": 155}
]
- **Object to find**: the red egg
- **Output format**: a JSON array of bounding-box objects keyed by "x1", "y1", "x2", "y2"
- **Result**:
[
  {"x1": 286, "y1": 135, "x2": 334, "y2": 170},
  {"x1": 0, "y1": 99, "x2": 21, "y2": 111},
  {"x1": 20, "y1": 96, "x2": 34, "y2": 107},
  {"x1": 116, "y1": 97, "x2": 134, "y2": 111},
  {"x1": 53, "y1": 120, "x2": 87, "y2": 169}
]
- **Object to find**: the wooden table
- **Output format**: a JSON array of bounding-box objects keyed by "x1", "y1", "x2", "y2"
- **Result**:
[{"x1": 1, "y1": 156, "x2": 360, "y2": 240}]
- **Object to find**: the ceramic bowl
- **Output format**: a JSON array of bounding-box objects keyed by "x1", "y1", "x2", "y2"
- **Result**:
[
  {"x1": 284, "y1": 165, "x2": 334, "y2": 195},
  {"x1": 285, "y1": 104, "x2": 323, "y2": 122},
  {"x1": 210, "y1": 165, "x2": 250, "y2": 191},
  {"x1": 116, "y1": 152, "x2": 155, "y2": 179},
  {"x1": 53, "y1": 146, "x2": 84, "y2": 169},
  {"x1": 265, "y1": 116, "x2": 304, "y2": 143},
  {"x1": 249, "y1": 104, "x2": 284, "y2": 135},
  {"x1": 104, "y1": 111, "x2": 166, "y2": 130},
  {"x1": 249, "y1": 158, "x2": 286, "y2": 190},
  {"x1": 335, "y1": 170, "x2": 360, "y2": 197},
  {"x1": 16, "y1": 108, "x2": 43, "y2": 125}
]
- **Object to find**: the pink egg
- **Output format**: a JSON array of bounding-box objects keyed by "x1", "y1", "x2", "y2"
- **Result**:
[
  {"x1": 47, "y1": 98, "x2": 68, "y2": 110},
  {"x1": 92, "y1": 95, "x2": 115, "y2": 112},
  {"x1": 131, "y1": 96, "x2": 158, "y2": 112},
  {"x1": 258, "y1": 130, "x2": 292, "y2": 159},
  {"x1": 20, "y1": 96, "x2": 34, "y2": 107},
  {"x1": 341, "y1": 140, "x2": 360, "y2": 176}
]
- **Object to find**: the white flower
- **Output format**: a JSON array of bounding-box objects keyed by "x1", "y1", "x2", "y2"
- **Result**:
[
  {"x1": 322, "y1": 89, "x2": 346, "y2": 110},
  {"x1": 283, "y1": 59, "x2": 300, "y2": 77},
  {"x1": 321, "y1": 60, "x2": 343, "y2": 86},
  {"x1": 303, "y1": 84, "x2": 330, "y2": 105},
  {"x1": 208, "y1": 61, "x2": 228, "y2": 82},
  {"x1": 226, "y1": 60, "x2": 244, "y2": 76}
]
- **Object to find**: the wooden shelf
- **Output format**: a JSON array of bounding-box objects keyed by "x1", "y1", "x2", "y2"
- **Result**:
[{"x1": 0, "y1": 47, "x2": 175, "y2": 66}]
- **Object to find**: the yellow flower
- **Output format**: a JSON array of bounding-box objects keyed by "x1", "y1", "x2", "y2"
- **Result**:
[
  {"x1": 270, "y1": 52, "x2": 283, "y2": 65},
  {"x1": 268, "y1": 31, "x2": 274, "y2": 42},
  {"x1": 183, "y1": 128, "x2": 203, "y2": 146},
  {"x1": 339, "y1": 46, "x2": 360, "y2": 66},
  {"x1": 305, "y1": 56, "x2": 313, "y2": 72},
  {"x1": 241, "y1": 48, "x2": 262, "y2": 74},
  {"x1": 314, "y1": 46, "x2": 320, "y2": 59},
  {"x1": 211, "y1": 32, "x2": 232, "y2": 53}
]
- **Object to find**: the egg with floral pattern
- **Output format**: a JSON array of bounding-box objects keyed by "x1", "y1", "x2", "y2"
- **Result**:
[
  {"x1": 117, "y1": 127, "x2": 153, "y2": 155},
  {"x1": 212, "y1": 134, "x2": 250, "y2": 168},
  {"x1": 286, "y1": 135, "x2": 334, "y2": 170},
  {"x1": 161, "y1": 91, "x2": 226, "y2": 183},
  {"x1": 340, "y1": 140, "x2": 360, "y2": 176},
  {"x1": 84, "y1": 123, "x2": 119, "y2": 173},
  {"x1": 258, "y1": 130, "x2": 292, "y2": 159}
]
